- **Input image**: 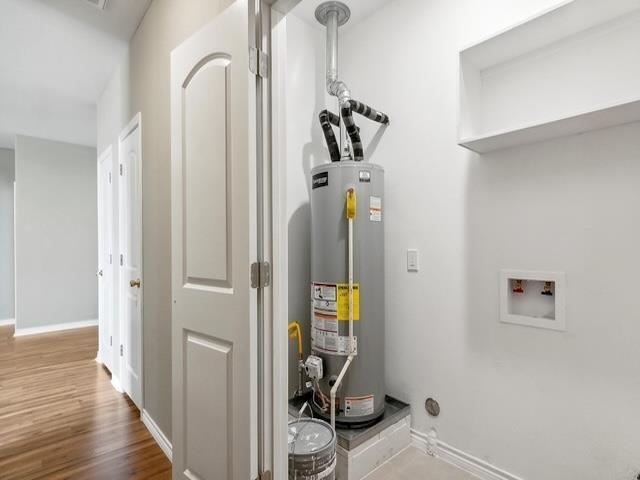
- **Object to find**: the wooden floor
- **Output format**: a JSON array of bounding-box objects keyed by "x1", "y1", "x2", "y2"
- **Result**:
[{"x1": 0, "y1": 325, "x2": 172, "y2": 479}]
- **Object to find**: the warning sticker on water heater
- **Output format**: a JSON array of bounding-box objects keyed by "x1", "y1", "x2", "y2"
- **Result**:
[
  {"x1": 313, "y1": 283, "x2": 337, "y2": 302},
  {"x1": 344, "y1": 395, "x2": 375, "y2": 417},
  {"x1": 312, "y1": 282, "x2": 360, "y2": 355},
  {"x1": 313, "y1": 313, "x2": 338, "y2": 334},
  {"x1": 369, "y1": 196, "x2": 382, "y2": 222},
  {"x1": 311, "y1": 329, "x2": 357, "y2": 355},
  {"x1": 312, "y1": 282, "x2": 360, "y2": 321}
]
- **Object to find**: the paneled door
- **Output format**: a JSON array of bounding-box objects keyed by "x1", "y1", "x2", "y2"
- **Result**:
[
  {"x1": 97, "y1": 146, "x2": 114, "y2": 372},
  {"x1": 170, "y1": 1, "x2": 258, "y2": 479},
  {"x1": 118, "y1": 113, "x2": 143, "y2": 409}
]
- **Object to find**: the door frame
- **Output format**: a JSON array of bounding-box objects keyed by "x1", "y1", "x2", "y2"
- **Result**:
[
  {"x1": 117, "y1": 112, "x2": 144, "y2": 407},
  {"x1": 265, "y1": 0, "x2": 303, "y2": 477},
  {"x1": 97, "y1": 145, "x2": 115, "y2": 371}
]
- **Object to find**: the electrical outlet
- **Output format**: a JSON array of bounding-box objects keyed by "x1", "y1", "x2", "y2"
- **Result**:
[{"x1": 407, "y1": 249, "x2": 419, "y2": 272}]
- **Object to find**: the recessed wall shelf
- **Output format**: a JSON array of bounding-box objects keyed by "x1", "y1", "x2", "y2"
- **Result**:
[
  {"x1": 458, "y1": 0, "x2": 640, "y2": 154},
  {"x1": 500, "y1": 270, "x2": 566, "y2": 332}
]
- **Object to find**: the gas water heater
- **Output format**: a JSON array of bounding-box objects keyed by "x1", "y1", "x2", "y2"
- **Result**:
[
  {"x1": 302, "y1": 0, "x2": 390, "y2": 428},
  {"x1": 309, "y1": 161, "x2": 386, "y2": 426}
]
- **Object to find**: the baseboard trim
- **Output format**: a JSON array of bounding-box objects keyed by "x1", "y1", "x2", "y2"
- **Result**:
[
  {"x1": 141, "y1": 409, "x2": 173, "y2": 462},
  {"x1": 13, "y1": 319, "x2": 98, "y2": 337},
  {"x1": 0, "y1": 318, "x2": 15, "y2": 326},
  {"x1": 110, "y1": 374, "x2": 123, "y2": 393},
  {"x1": 411, "y1": 429, "x2": 524, "y2": 480}
]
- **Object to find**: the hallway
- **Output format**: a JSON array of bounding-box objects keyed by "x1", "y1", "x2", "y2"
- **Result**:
[{"x1": 0, "y1": 325, "x2": 171, "y2": 479}]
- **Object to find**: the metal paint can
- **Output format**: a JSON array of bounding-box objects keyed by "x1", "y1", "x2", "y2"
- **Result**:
[{"x1": 288, "y1": 418, "x2": 336, "y2": 480}]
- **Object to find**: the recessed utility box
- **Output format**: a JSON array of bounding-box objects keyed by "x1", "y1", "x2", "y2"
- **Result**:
[{"x1": 500, "y1": 270, "x2": 566, "y2": 331}]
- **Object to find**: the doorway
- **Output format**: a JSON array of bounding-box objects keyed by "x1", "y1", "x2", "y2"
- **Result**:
[
  {"x1": 117, "y1": 113, "x2": 144, "y2": 410},
  {"x1": 97, "y1": 146, "x2": 115, "y2": 372}
]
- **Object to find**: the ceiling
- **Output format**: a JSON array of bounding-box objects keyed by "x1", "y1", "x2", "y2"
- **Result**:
[
  {"x1": 0, "y1": 0, "x2": 152, "y2": 149},
  {"x1": 290, "y1": 0, "x2": 395, "y2": 31}
]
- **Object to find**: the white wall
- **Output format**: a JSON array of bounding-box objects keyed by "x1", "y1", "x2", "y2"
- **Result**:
[
  {"x1": 285, "y1": 0, "x2": 640, "y2": 478},
  {"x1": 97, "y1": 56, "x2": 130, "y2": 156},
  {"x1": 284, "y1": 13, "x2": 332, "y2": 397},
  {"x1": 95, "y1": 0, "x2": 236, "y2": 441},
  {"x1": 97, "y1": 55, "x2": 129, "y2": 380},
  {"x1": 0, "y1": 148, "x2": 15, "y2": 321},
  {"x1": 14, "y1": 135, "x2": 98, "y2": 330}
]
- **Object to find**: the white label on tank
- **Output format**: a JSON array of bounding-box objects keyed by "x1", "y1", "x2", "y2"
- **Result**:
[
  {"x1": 312, "y1": 331, "x2": 357, "y2": 356},
  {"x1": 311, "y1": 282, "x2": 357, "y2": 355},
  {"x1": 370, "y1": 196, "x2": 382, "y2": 222},
  {"x1": 313, "y1": 298, "x2": 337, "y2": 315},
  {"x1": 313, "y1": 313, "x2": 338, "y2": 333},
  {"x1": 344, "y1": 395, "x2": 374, "y2": 417},
  {"x1": 337, "y1": 335, "x2": 357, "y2": 355},
  {"x1": 313, "y1": 283, "x2": 337, "y2": 301}
]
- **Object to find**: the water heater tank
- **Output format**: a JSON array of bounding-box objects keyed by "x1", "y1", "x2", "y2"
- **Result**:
[{"x1": 310, "y1": 161, "x2": 385, "y2": 426}]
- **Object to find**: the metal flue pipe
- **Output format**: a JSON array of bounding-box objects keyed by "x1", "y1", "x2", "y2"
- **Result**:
[
  {"x1": 316, "y1": 2, "x2": 390, "y2": 163},
  {"x1": 316, "y1": 2, "x2": 352, "y2": 104},
  {"x1": 326, "y1": 8, "x2": 338, "y2": 91}
]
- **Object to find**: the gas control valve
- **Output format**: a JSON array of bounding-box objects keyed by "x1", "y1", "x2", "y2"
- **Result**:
[{"x1": 304, "y1": 355, "x2": 324, "y2": 380}]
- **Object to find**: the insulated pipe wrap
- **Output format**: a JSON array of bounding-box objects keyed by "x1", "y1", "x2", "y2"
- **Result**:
[
  {"x1": 349, "y1": 100, "x2": 390, "y2": 125},
  {"x1": 341, "y1": 104, "x2": 364, "y2": 162},
  {"x1": 319, "y1": 110, "x2": 341, "y2": 162},
  {"x1": 325, "y1": 110, "x2": 341, "y2": 127}
]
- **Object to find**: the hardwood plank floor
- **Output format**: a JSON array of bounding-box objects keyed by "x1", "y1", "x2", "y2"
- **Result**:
[{"x1": 0, "y1": 325, "x2": 172, "y2": 480}]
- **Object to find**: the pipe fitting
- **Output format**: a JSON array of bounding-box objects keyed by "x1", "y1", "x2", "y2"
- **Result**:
[{"x1": 328, "y1": 80, "x2": 351, "y2": 105}]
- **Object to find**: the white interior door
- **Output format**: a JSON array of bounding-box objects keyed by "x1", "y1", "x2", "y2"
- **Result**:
[
  {"x1": 170, "y1": 1, "x2": 257, "y2": 478},
  {"x1": 97, "y1": 147, "x2": 114, "y2": 371},
  {"x1": 118, "y1": 113, "x2": 143, "y2": 409}
]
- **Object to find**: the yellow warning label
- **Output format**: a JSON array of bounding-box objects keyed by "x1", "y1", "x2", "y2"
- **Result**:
[{"x1": 337, "y1": 284, "x2": 360, "y2": 321}]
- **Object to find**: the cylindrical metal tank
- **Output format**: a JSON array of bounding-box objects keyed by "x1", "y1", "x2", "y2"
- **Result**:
[{"x1": 309, "y1": 161, "x2": 385, "y2": 426}]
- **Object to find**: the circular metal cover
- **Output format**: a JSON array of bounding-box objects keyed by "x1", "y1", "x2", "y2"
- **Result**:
[
  {"x1": 315, "y1": 1, "x2": 351, "y2": 26},
  {"x1": 425, "y1": 397, "x2": 440, "y2": 417},
  {"x1": 288, "y1": 419, "x2": 335, "y2": 455}
]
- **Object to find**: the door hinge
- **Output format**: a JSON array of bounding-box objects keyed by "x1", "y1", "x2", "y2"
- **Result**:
[
  {"x1": 119, "y1": 164, "x2": 123, "y2": 176},
  {"x1": 120, "y1": 254, "x2": 123, "y2": 266},
  {"x1": 251, "y1": 261, "x2": 271, "y2": 288},
  {"x1": 109, "y1": 172, "x2": 112, "y2": 184},
  {"x1": 257, "y1": 471, "x2": 272, "y2": 480},
  {"x1": 109, "y1": 253, "x2": 113, "y2": 265},
  {"x1": 249, "y1": 46, "x2": 269, "y2": 78},
  {"x1": 120, "y1": 344, "x2": 123, "y2": 356},
  {"x1": 110, "y1": 336, "x2": 113, "y2": 347}
]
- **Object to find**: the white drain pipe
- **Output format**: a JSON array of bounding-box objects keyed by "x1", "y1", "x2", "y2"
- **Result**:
[{"x1": 330, "y1": 188, "x2": 357, "y2": 429}]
